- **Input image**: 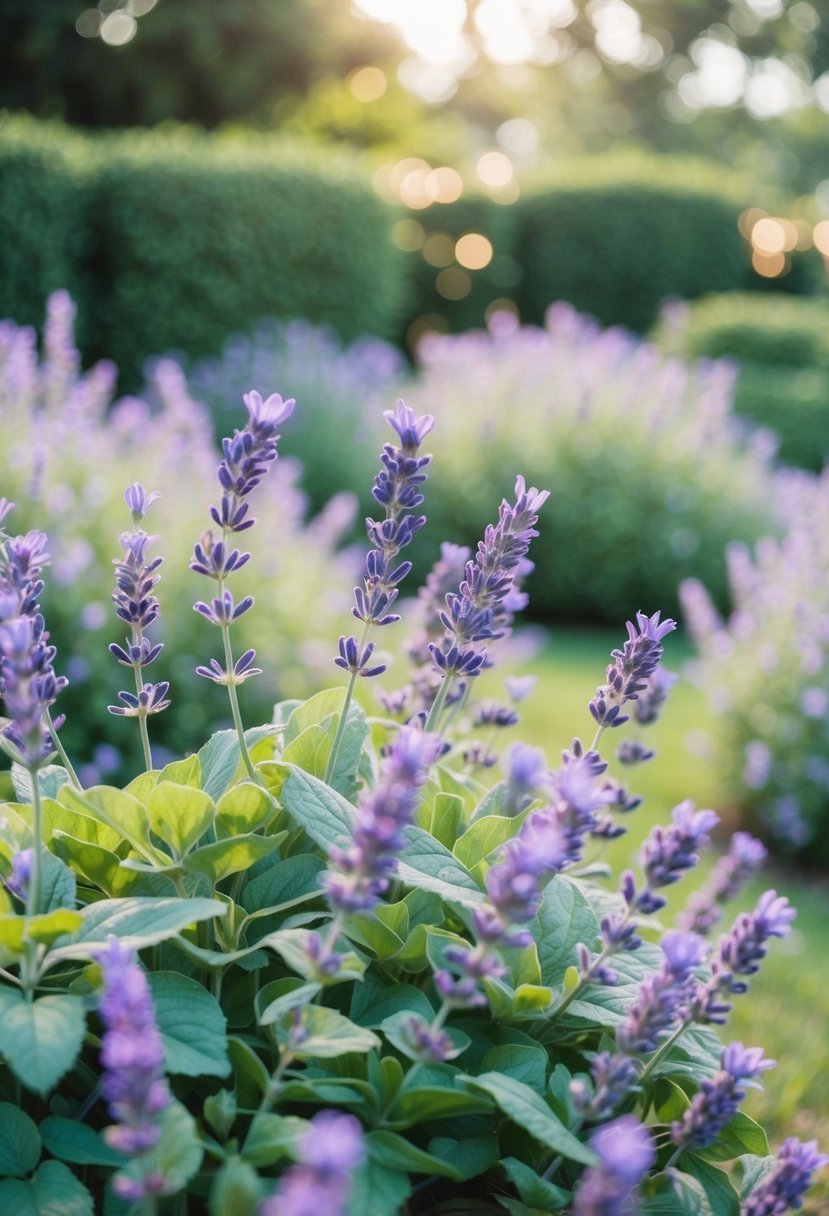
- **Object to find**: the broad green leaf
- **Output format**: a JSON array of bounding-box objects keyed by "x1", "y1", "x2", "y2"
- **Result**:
[
  {"x1": 566, "y1": 941, "x2": 663, "y2": 1027},
  {"x1": 216, "y1": 783, "x2": 274, "y2": 837},
  {"x1": 117, "y1": 1102, "x2": 202, "y2": 1195},
  {"x1": 365, "y1": 1130, "x2": 465, "y2": 1180},
  {"x1": 416, "y1": 787, "x2": 463, "y2": 850},
  {"x1": 397, "y1": 824, "x2": 485, "y2": 906},
  {"x1": 347, "y1": 1157, "x2": 412, "y2": 1216},
  {"x1": 198, "y1": 726, "x2": 276, "y2": 801},
  {"x1": 454, "y1": 814, "x2": 518, "y2": 870},
  {"x1": 278, "y1": 765, "x2": 353, "y2": 850},
  {"x1": 257, "y1": 979, "x2": 322, "y2": 1026},
  {"x1": 480, "y1": 1044, "x2": 548, "y2": 1095},
  {"x1": 683, "y1": 1154, "x2": 740, "y2": 1216},
  {"x1": 241, "y1": 854, "x2": 325, "y2": 917},
  {"x1": 48, "y1": 896, "x2": 226, "y2": 961},
  {"x1": 428, "y1": 1136, "x2": 499, "y2": 1182},
  {"x1": 183, "y1": 833, "x2": 283, "y2": 883},
  {"x1": 285, "y1": 691, "x2": 369, "y2": 799},
  {"x1": 640, "y1": 1168, "x2": 714, "y2": 1215},
  {"x1": 469, "y1": 779, "x2": 511, "y2": 821},
  {"x1": 58, "y1": 785, "x2": 162, "y2": 862},
  {"x1": 349, "y1": 976, "x2": 435, "y2": 1029},
  {"x1": 462, "y1": 1072, "x2": 596, "y2": 1165},
  {"x1": 346, "y1": 904, "x2": 407, "y2": 959},
  {"x1": 0, "y1": 991, "x2": 85, "y2": 1095},
  {"x1": 228, "y1": 1037, "x2": 271, "y2": 1107},
  {"x1": 698, "y1": 1111, "x2": 769, "y2": 1162},
  {"x1": 275, "y1": 1004, "x2": 380, "y2": 1058},
  {"x1": 381, "y1": 1011, "x2": 470, "y2": 1063},
  {"x1": 0, "y1": 1102, "x2": 40, "y2": 1177},
  {"x1": 157, "y1": 755, "x2": 201, "y2": 788},
  {"x1": 42, "y1": 797, "x2": 121, "y2": 853},
  {"x1": 512, "y1": 984, "x2": 556, "y2": 1018},
  {"x1": 533, "y1": 876, "x2": 600, "y2": 989},
  {"x1": 52, "y1": 835, "x2": 136, "y2": 897},
  {"x1": 10, "y1": 764, "x2": 69, "y2": 804},
  {"x1": 654, "y1": 1077, "x2": 691, "y2": 1124},
  {"x1": 203, "y1": 1089, "x2": 237, "y2": 1141},
  {"x1": 737, "y1": 1154, "x2": 777, "y2": 1200},
  {"x1": 0, "y1": 1160, "x2": 93, "y2": 1215},
  {"x1": 39, "y1": 1118, "x2": 124, "y2": 1168},
  {"x1": 0, "y1": 908, "x2": 83, "y2": 953},
  {"x1": 389, "y1": 1064, "x2": 494, "y2": 1127},
  {"x1": 124, "y1": 770, "x2": 159, "y2": 802},
  {"x1": 147, "y1": 782, "x2": 215, "y2": 858},
  {"x1": 148, "y1": 972, "x2": 231, "y2": 1078},
  {"x1": 37, "y1": 849, "x2": 77, "y2": 915},
  {"x1": 209, "y1": 1158, "x2": 264, "y2": 1216},
  {"x1": 264, "y1": 927, "x2": 366, "y2": 982},
  {"x1": 503, "y1": 1157, "x2": 570, "y2": 1209},
  {"x1": 242, "y1": 1114, "x2": 307, "y2": 1167}
]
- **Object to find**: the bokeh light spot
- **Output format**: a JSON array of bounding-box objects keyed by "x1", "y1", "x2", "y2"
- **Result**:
[
  {"x1": 100, "y1": 10, "x2": 137, "y2": 45},
  {"x1": 455, "y1": 233, "x2": 494, "y2": 270},
  {"x1": 349, "y1": 66, "x2": 388, "y2": 101},
  {"x1": 436, "y1": 267, "x2": 472, "y2": 299},
  {"x1": 422, "y1": 233, "x2": 455, "y2": 267},
  {"x1": 476, "y1": 151, "x2": 514, "y2": 188}
]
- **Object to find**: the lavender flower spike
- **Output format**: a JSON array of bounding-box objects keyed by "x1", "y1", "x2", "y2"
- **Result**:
[
  {"x1": 671, "y1": 1041, "x2": 775, "y2": 1151},
  {"x1": 474, "y1": 808, "x2": 569, "y2": 948},
  {"x1": 589, "y1": 610, "x2": 676, "y2": 731},
  {"x1": 743, "y1": 1137, "x2": 829, "y2": 1216},
  {"x1": 258, "y1": 1110, "x2": 364, "y2": 1216},
  {"x1": 678, "y1": 830, "x2": 768, "y2": 935},
  {"x1": 637, "y1": 801, "x2": 719, "y2": 912},
  {"x1": 96, "y1": 935, "x2": 172, "y2": 1202},
  {"x1": 617, "y1": 929, "x2": 707, "y2": 1056},
  {"x1": 573, "y1": 1115, "x2": 655, "y2": 1216}
]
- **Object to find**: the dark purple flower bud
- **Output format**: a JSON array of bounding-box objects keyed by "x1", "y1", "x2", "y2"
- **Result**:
[
  {"x1": 335, "y1": 635, "x2": 387, "y2": 680},
  {"x1": 258, "y1": 1109, "x2": 364, "y2": 1216},
  {"x1": 473, "y1": 701, "x2": 520, "y2": 729},
  {"x1": 616, "y1": 739, "x2": 655, "y2": 766},
  {"x1": 678, "y1": 832, "x2": 768, "y2": 936},
  {"x1": 742, "y1": 1137, "x2": 828, "y2": 1216},
  {"x1": 633, "y1": 666, "x2": 678, "y2": 726},
  {"x1": 193, "y1": 590, "x2": 254, "y2": 625},
  {"x1": 573, "y1": 1115, "x2": 655, "y2": 1216},
  {"x1": 384, "y1": 398, "x2": 435, "y2": 451},
  {"x1": 434, "y1": 968, "x2": 489, "y2": 1009},
  {"x1": 5, "y1": 848, "x2": 33, "y2": 902},
  {"x1": 671, "y1": 1041, "x2": 775, "y2": 1151},
  {"x1": 589, "y1": 611, "x2": 676, "y2": 730},
  {"x1": 96, "y1": 936, "x2": 171, "y2": 1192}
]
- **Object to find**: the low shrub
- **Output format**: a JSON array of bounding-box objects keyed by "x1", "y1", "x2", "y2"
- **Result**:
[
  {"x1": 681, "y1": 466, "x2": 829, "y2": 865},
  {"x1": 0, "y1": 293, "x2": 359, "y2": 783},
  {"x1": 0, "y1": 386, "x2": 823, "y2": 1216},
  {"x1": 401, "y1": 304, "x2": 779, "y2": 625},
  {"x1": 513, "y1": 156, "x2": 753, "y2": 333}
]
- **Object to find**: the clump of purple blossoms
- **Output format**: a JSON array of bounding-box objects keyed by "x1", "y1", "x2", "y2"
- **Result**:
[
  {"x1": 671, "y1": 1041, "x2": 775, "y2": 1151},
  {"x1": 0, "y1": 505, "x2": 67, "y2": 770},
  {"x1": 258, "y1": 1110, "x2": 364, "y2": 1216},
  {"x1": 108, "y1": 485, "x2": 170, "y2": 727},
  {"x1": 571, "y1": 1051, "x2": 641, "y2": 1122},
  {"x1": 573, "y1": 1115, "x2": 655, "y2": 1216},
  {"x1": 96, "y1": 935, "x2": 172, "y2": 1202},
  {"x1": 429, "y1": 476, "x2": 549, "y2": 687},
  {"x1": 616, "y1": 929, "x2": 707, "y2": 1056},
  {"x1": 4, "y1": 847, "x2": 33, "y2": 903},
  {"x1": 324, "y1": 725, "x2": 441, "y2": 914},
  {"x1": 336, "y1": 399, "x2": 433, "y2": 682},
  {"x1": 191, "y1": 390, "x2": 294, "y2": 684},
  {"x1": 743, "y1": 1137, "x2": 829, "y2": 1216},
  {"x1": 636, "y1": 801, "x2": 720, "y2": 913},
  {"x1": 589, "y1": 611, "x2": 676, "y2": 731},
  {"x1": 678, "y1": 831, "x2": 768, "y2": 935}
]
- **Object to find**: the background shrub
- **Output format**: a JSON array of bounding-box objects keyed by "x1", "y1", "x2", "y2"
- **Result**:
[
  {"x1": 681, "y1": 467, "x2": 829, "y2": 864},
  {"x1": 512, "y1": 156, "x2": 755, "y2": 333},
  {"x1": 399, "y1": 304, "x2": 780, "y2": 626},
  {"x1": 655, "y1": 293, "x2": 829, "y2": 471}
]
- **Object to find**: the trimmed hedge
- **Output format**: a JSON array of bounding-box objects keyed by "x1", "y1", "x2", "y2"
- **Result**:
[
  {"x1": 0, "y1": 116, "x2": 408, "y2": 383},
  {"x1": 512, "y1": 157, "x2": 754, "y2": 333}
]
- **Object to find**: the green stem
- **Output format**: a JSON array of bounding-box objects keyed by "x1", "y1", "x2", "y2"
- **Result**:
[
  {"x1": 43, "y1": 708, "x2": 82, "y2": 789},
  {"x1": 639, "y1": 1021, "x2": 691, "y2": 1084},
  {"x1": 130, "y1": 625, "x2": 154, "y2": 773},
  {"x1": 26, "y1": 772, "x2": 43, "y2": 919},
  {"x1": 424, "y1": 671, "x2": 454, "y2": 735},
  {"x1": 324, "y1": 616, "x2": 372, "y2": 785},
  {"x1": 589, "y1": 724, "x2": 605, "y2": 753},
  {"x1": 219, "y1": 620, "x2": 259, "y2": 784}
]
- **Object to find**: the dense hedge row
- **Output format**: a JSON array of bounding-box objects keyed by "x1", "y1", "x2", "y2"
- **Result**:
[
  {"x1": 0, "y1": 116, "x2": 408, "y2": 383},
  {"x1": 655, "y1": 293, "x2": 829, "y2": 472}
]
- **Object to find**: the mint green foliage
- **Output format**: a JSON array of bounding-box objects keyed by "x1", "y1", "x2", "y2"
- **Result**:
[
  {"x1": 513, "y1": 158, "x2": 754, "y2": 334},
  {"x1": 0, "y1": 415, "x2": 817, "y2": 1214},
  {"x1": 654, "y1": 293, "x2": 829, "y2": 473},
  {"x1": 0, "y1": 115, "x2": 407, "y2": 385}
]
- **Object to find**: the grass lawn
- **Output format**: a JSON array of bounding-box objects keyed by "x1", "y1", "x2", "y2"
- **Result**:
[{"x1": 501, "y1": 625, "x2": 829, "y2": 1210}]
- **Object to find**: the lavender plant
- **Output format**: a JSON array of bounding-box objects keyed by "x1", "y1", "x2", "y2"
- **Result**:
[{"x1": 0, "y1": 385, "x2": 823, "y2": 1216}]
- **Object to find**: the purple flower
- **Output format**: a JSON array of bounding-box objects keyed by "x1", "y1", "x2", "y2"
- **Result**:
[
  {"x1": 632, "y1": 666, "x2": 678, "y2": 726},
  {"x1": 551, "y1": 752, "x2": 617, "y2": 866},
  {"x1": 617, "y1": 930, "x2": 706, "y2": 1056},
  {"x1": 573, "y1": 1115, "x2": 655, "y2": 1216},
  {"x1": 4, "y1": 848, "x2": 33, "y2": 902},
  {"x1": 108, "y1": 504, "x2": 168, "y2": 724},
  {"x1": 504, "y1": 742, "x2": 551, "y2": 815},
  {"x1": 96, "y1": 935, "x2": 172, "y2": 1200},
  {"x1": 475, "y1": 809, "x2": 568, "y2": 948},
  {"x1": 325, "y1": 725, "x2": 441, "y2": 914},
  {"x1": 671, "y1": 1041, "x2": 775, "y2": 1150},
  {"x1": 571, "y1": 1051, "x2": 641, "y2": 1121},
  {"x1": 637, "y1": 802, "x2": 719, "y2": 912},
  {"x1": 124, "y1": 483, "x2": 161, "y2": 523},
  {"x1": 398, "y1": 1015, "x2": 454, "y2": 1063},
  {"x1": 678, "y1": 831, "x2": 768, "y2": 935},
  {"x1": 258, "y1": 1110, "x2": 364, "y2": 1216},
  {"x1": 589, "y1": 611, "x2": 676, "y2": 730},
  {"x1": 743, "y1": 1137, "x2": 828, "y2": 1216}
]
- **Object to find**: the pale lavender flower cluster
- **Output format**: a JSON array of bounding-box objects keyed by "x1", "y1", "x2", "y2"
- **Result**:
[
  {"x1": 324, "y1": 725, "x2": 441, "y2": 914},
  {"x1": 429, "y1": 476, "x2": 549, "y2": 681},
  {"x1": 336, "y1": 399, "x2": 433, "y2": 680},
  {"x1": 671, "y1": 1041, "x2": 775, "y2": 1151},
  {"x1": 475, "y1": 808, "x2": 570, "y2": 949},
  {"x1": 96, "y1": 935, "x2": 171, "y2": 1202},
  {"x1": 589, "y1": 611, "x2": 676, "y2": 730},
  {"x1": 108, "y1": 486, "x2": 169, "y2": 719},
  {"x1": 191, "y1": 390, "x2": 294, "y2": 681},
  {"x1": 570, "y1": 1052, "x2": 641, "y2": 1122},
  {"x1": 258, "y1": 1110, "x2": 364, "y2": 1216},
  {"x1": 743, "y1": 1137, "x2": 829, "y2": 1216},
  {"x1": 636, "y1": 801, "x2": 720, "y2": 913},
  {"x1": 678, "y1": 831, "x2": 768, "y2": 935},
  {"x1": 616, "y1": 929, "x2": 706, "y2": 1056},
  {"x1": 572, "y1": 1115, "x2": 655, "y2": 1216},
  {"x1": 0, "y1": 503, "x2": 67, "y2": 769}
]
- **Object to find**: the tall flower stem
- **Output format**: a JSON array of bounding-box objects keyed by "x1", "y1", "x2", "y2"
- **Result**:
[
  {"x1": 324, "y1": 619, "x2": 371, "y2": 785},
  {"x1": 130, "y1": 626, "x2": 153, "y2": 772},
  {"x1": 25, "y1": 773, "x2": 43, "y2": 921},
  {"x1": 216, "y1": 540, "x2": 259, "y2": 785},
  {"x1": 639, "y1": 1021, "x2": 689, "y2": 1084},
  {"x1": 43, "y1": 708, "x2": 81, "y2": 788},
  {"x1": 424, "y1": 671, "x2": 454, "y2": 735}
]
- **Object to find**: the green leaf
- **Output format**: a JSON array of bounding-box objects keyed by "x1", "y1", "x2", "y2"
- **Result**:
[
  {"x1": 479, "y1": 1044, "x2": 548, "y2": 1095},
  {"x1": 242, "y1": 1113, "x2": 307, "y2": 1167},
  {"x1": 640, "y1": 1168, "x2": 714, "y2": 1215},
  {"x1": 0, "y1": 908, "x2": 83, "y2": 954},
  {"x1": 0, "y1": 1103, "x2": 41, "y2": 1177},
  {"x1": 347, "y1": 1157, "x2": 412, "y2": 1216},
  {"x1": 0, "y1": 1160, "x2": 93, "y2": 1215},
  {"x1": 381, "y1": 1011, "x2": 470, "y2": 1063},
  {"x1": 461, "y1": 1072, "x2": 596, "y2": 1166},
  {"x1": 183, "y1": 833, "x2": 283, "y2": 883},
  {"x1": 285, "y1": 691, "x2": 369, "y2": 799},
  {"x1": 216, "y1": 782, "x2": 275, "y2": 837},
  {"x1": 698, "y1": 1111, "x2": 769, "y2": 1162},
  {"x1": 533, "y1": 877, "x2": 600, "y2": 989},
  {"x1": 503, "y1": 1157, "x2": 570, "y2": 1209},
  {"x1": 198, "y1": 726, "x2": 276, "y2": 801},
  {"x1": 397, "y1": 825, "x2": 485, "y2": 906},
  {"x1": 48, "y1": 896, "x2": 226, "y2": 961},
  {"x1": 454, "y1": 814, "x2": 518, "y2": 870},
  {"x1": 209, "y1": 1158, "x2": 264, "y2": 1216},
  {"x1": 275, "y1": 1004, "x2": 380, "y2": 1058},
  {"x1": 117, "y1": 1101, "x2": 202, "y2": 1196},
  {"x1": 428, "y1": 1136, "x2": 499, "y2": 1182},
  {"x1": 654, "y1": 1077, "x2": 691, "y2": 1124},
  {"x1": 203, "y1": 1089, "x2": 237, "y2": 1141},
  {"x1": 58, "y1": 785, "x2": 162, "y2": 862},
  {"x1": 737, "y1": 1154, "x2": 777, "y2": 1201},
  {"x1": 241, "y1": 854, "x2": 325, "y2": 917},
  {"x1": 158, "y1": 755, "x2": 202, "y2": 788},
  {"x1": 148, "y1": 972, "x2": 230, "y2": 1078},
  {"x1": 257, "y1": 979, "x2": 322, "y2": 1026},
  {"x1": 35, "y1": 849, "x2": 77, "y2": 914},
  {"x1": 228, "y1": 1037, "x2": 271, "y2": 1107},
  {"x1": 42, "y1": 797, "x2": 121, "y2": 854},
  {"x1": 417, "y1": 787, "x2": 463, "y2": 850},
  {"x1": 683, "y1": 1154, "x2": 740, "y2": 1216},
  {"x1": 365, "y1": 1130, "x2": 465, "y2": 1180},
  {"x1": 52, "y1": 835, "x2": 135, "y2": 898},
  {"x1": 264, "y1": 927, "x2": 366, "y2": 982},
  {"x1": 278, "y1": 764, "x2": 354, "y2": 848},
  {"x1": 39, "y1": 1118, "x2": 124, "y2": 1168},
  {"x1": 10, "y1": 764, "x2": 70, "y2": 804},
  {"x1": 147, "y1": 782, "x2": 215, "y2": 858},
  {"x1": 566, "y1": 941, "x2": 663, "y2": 1027},
  {"x1": 350, "y1": 977, "x2": 435, "y2": 1030},
  {"x1": 389, "y1": 1064, "x2": 494, "y2": 1127},
  {"x1": 0, "y1": 991, "x2": 85, "y2": 1095}
]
